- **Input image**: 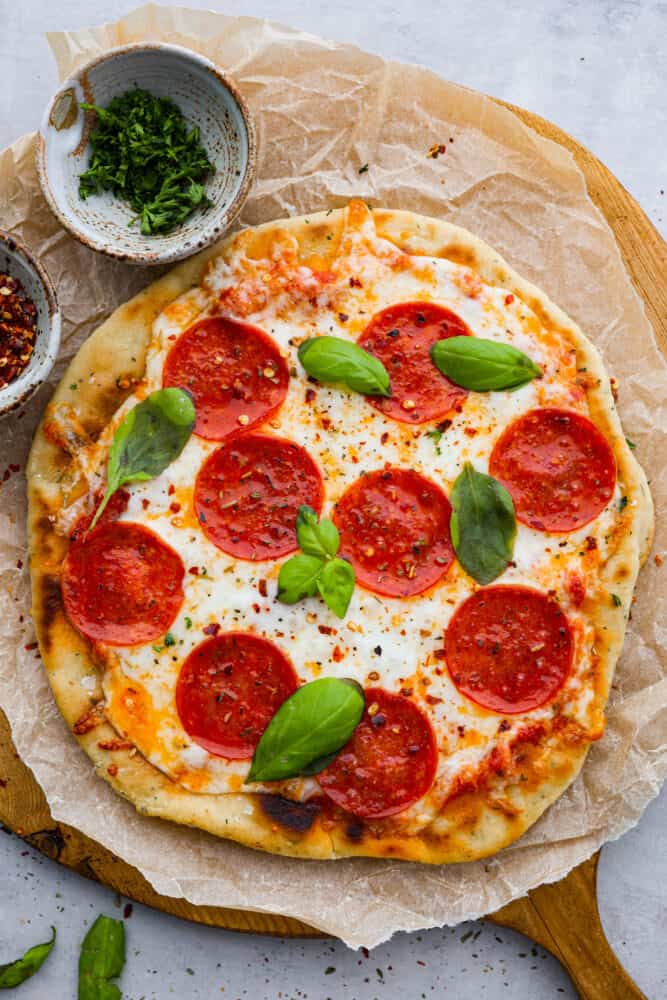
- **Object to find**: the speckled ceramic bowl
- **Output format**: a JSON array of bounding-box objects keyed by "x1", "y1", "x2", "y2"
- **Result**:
[
  {"x1": 0, "y1": 231, "x2": 61, "y2": 417},
  {"x1": 36, "y1": 43, "x2": 257, "y2": 265}
]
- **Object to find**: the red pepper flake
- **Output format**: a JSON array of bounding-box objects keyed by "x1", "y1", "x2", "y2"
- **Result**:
[
  {"x1": 349, "y1": 277, "x2": 362, "y2": 288},
  {"x1": 141, "y1": 498, "x2": 150, "y2": 510},
  {"x1": 169, "y1": 501, "x2": 181, "y2": 514},
  {"x1": 258, "y1": 578, "x2": 268, "y2": 597},
  {"x1": 655, "y1": 553, "x2": 663, "y2": 566},
  {"x1": 168, "y1": 484, "x2": 175, "y2": 496},
  {"x1": 318, "y1": 624, "x2": 334, "y2": 635},
  {"x1": 107, "y1": 764, "x2": 118, "y2": 777},
  {"x1": 2, "y1": 469, "x2": 10, "y2": 482},
  {"x1": 425, "y1": 694, "x2": 442, "y2": 705},
  {"x1": 505, "y1": 293, "x2": 515, "y2": 305},
  {"x1": 9, "y1": 464, "x2": 19, "y2": 473},
  {"x1": 123, "y1": 903, "x2": 134, "y2": 919},
  {"x1": 338, "y1": 313, "x2": 349, "y2": 324},
  {"x1": 16, "y1": 559, "x2": 23, "y2": 569},
  {"x1": 305, "y1": 388, "x2": 316, "y2": 403},
  {"x1": 188, "y1": 566, "x2": 200, "y2": 576},
  {"x1": 24, "y1": 641, "x2": 37, "y2": 651},
  {"x1": 463, "y1": 427, "x2": 478, "y2": 437},
  {"x1": 0, "y1": 274, "x2": 38, "y2": 389},
  {"x1": 427, "y1": 143, "x2": 447, "y2": 159},
  {"x1": 433, "y1": 648, "x2": 446, "y2": 660},
  {"x1": 332, "y1": 645, "x2": 344, "y2": 662},
  {"x1": 203, "y1": 622, "x2": 221, "y2": 636},
  {"x1": 380, "y1": 432, "x2": 390, "y2": 446},
  {"x1": 98, "y1": 738, "x2": 134, "y2": 751},
  {"x1": 585, "y1": 536, "x2": 597, "y2": 551}
]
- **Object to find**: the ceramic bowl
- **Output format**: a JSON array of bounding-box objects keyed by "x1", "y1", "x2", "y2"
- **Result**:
[
  {"x1": 36, "y1": 42, "x2": 257, "y2": 265},
  {"x1": 0, "y1": 231, "x2": 61, "y2": 416}
]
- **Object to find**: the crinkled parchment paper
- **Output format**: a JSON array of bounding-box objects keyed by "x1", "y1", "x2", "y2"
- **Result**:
[{"x1": 0, "y1": 4, "x2": 665, "y2": 949}]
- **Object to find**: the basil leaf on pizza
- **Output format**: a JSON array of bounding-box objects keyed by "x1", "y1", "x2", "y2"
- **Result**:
[
  {"x1": 296, "y1": 505, "x2": 340, "y2": 559},
  {"x1": 298, "y1": 336, "x2": 390, "y2": 397},
  {"x1": 450, "y1": 462, "x2": 516, "y2": 584},
  {"x1": 278, "y1": 554, "x2": 326, "y2": 604},
  {"x1": 0, "y1": 927, "x2": 55, "y2": 989},
  {"x1": 278, "y1": 508, "x2": 356, "y2": 618},
  {"x1": 247, "y1": 677, "x2": 365, "y2": 782},
  {"x1": 78, "y1": 915, "x2": 125, "y2": 1000},
  {"x1": 430, "y1": 336, "x2": 541, "y2": 391},
  {"x1": 90, "y1": 387, "x2": 195, "y2": 530},
  {"x1": 316, "y1": 558, "x2": 355, "y2": 618}
]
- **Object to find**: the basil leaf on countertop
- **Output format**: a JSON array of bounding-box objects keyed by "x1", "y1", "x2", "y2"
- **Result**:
[
  {"x1": 78, "y1": 914, "x2": 125, "y2": 1000},
  {"x1": 278, "y1": 554, "x2": 326, "y2": 605},
  {"x1": 298, "y1": 336, "x2": 390, "y2": 397},
  {"x1": 278, "y1": 509, "x2": 356, "y2": 619},
  {"x1": 0, "y1": 927, "x2": 55, "y2": 989},
  {"x1": 430, "y1": 336, "x2": 542, "y2": 392},
  {"x1": 296, "y1": 505, "x2": 340, "y2": 560},
  {"x1": 316, "y1": 558, "x2": 355, "y2": 619},
  {"x1": 450, "y1": 462, "x2": 516, "y2": 584},
  {"x1": 89, "y1": 387, "x2": 195, "y2": 531},
  {"x1": 247, "y1": 677, "x2": 365, "y2": 782}
]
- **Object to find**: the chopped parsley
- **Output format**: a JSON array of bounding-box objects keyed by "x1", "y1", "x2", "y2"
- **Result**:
[
  {"x1": 78, "y1": 89, "x2": 214, "y2": 235},
  {"x1": 152, "y1": 632, "x2": 176, "y2": 652},
  {"x1": 426, "y1": 427, "x2": 443, "y2": 455},
  {"x1": 625, "y1": 438, "x2": 637, "y2": 450},
  {"x1": 611, "y1": 593, "x2": 622, "y2": 607},
  {"x1": 184, "y1": 616, "x2": 193, "y2": 630},
  {"x1": 358, "y1": 163, "x2": 369, "y2": 174}
]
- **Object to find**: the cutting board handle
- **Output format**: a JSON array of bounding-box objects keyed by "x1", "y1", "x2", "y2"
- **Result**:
[{"x1": 489, "y1": 851, "x2": 646, "y2": 1000}]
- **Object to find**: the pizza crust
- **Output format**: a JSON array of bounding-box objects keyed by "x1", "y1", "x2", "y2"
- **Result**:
[{"x1": 27, "y1": 203, "x2": 653, "y2": 863}]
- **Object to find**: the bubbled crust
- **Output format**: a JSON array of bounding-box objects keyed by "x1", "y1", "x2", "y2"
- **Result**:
[{"x1": 27, "y1": 202, "x2": 653, "y2": 863}]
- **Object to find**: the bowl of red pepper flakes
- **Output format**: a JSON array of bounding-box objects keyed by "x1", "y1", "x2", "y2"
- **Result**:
[{"x1": 0, "y1": 231, "x2": 61, "y2": 416}]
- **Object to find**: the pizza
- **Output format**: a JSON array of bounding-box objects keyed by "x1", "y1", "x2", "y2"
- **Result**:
[{"x1": 27, "y1": 200, "x2": 653, "y2": 864}]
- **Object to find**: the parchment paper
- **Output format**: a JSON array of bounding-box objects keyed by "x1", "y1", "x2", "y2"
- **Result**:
[{"x1": 0, "y1": 4, "x2": 665, "y2": 949}]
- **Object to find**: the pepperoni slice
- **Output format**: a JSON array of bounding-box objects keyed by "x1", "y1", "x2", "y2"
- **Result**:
[
  {"x1": 319, "y1": 688, "x2": 437, "y2": 818},
  {"x1": 194, "y1": 434, "x2": 324, "y2": 560},
  {"x1": 333, "y1": 468, "x2": 454, "y2": 597},
  {"x1": 175, "y1": 632, "x2": 298, "y2": 759},
  {"x1": 162, "y1": 317, "x2": 289, "y2": 440},
  {"x1": 445, "y1": 585, "x2": 573, "y2": 714},
  {"x1": 357, "y1": 302, "x2": 469, "y2": 424},
  {"x1": 489, "y1": 408, "x2": 616, "y2": 532},
  {"x1": 62, "y1": 522, "x2": 185, "y2": 646}
]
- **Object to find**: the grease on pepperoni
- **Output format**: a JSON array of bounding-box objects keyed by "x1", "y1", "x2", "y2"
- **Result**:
[
  {"x1": 333, "y1": 467, "x2": 454, "y2": 597},
  {"x1": 62, "y1": 522, "x2": 185, "y2": 646},
  {"x1": 489, "y1": 408, "x2": 616, "y2": 532},
  {"x1": 319, "y1": 687, "x2": 437, "y2": 818},
  {"x1": 162, "y1": 317, "x2": 289, "y2": 440},
  {"x1": 175, "y1": 632, "x2": 298, "y2": 759},
  {"x1": 357, "y1": 301, "x2": 469, "y2": 423},
  {"x1": 194, "y1": 434, "x2": 324, "y2": 560},
  {"x1": 445, "y1": 585, "x2": 573, "y2": 714}
]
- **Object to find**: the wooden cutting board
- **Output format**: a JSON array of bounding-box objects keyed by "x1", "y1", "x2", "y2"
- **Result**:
[{"x1": 1, "y1": 101, "x2": 664, "y2": 1000}]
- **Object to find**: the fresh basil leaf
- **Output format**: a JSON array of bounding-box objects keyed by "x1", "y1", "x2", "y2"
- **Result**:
[
  {"x1": 296, "y1": 505, "x2": 340, "y2": 559},
  {"x1": 298, "y1": 336, "x2": 390, "y2": 397},
  {"x1": 430, "y1": 336, "x2": 542, "y2": 391},
  {"x1": 277, "y1": 554, "x2": 325, "y2": 604},
  {"x1": 316, "y1": 558, "x2": 355, "y2": 619},
  {"x1": 450, "y1": 463, "x2": 516, "y2": 584},
  {"x1": 90, "y1": 388, "x2": 195, "y2": 530},
  {"x1": 298, "y1": 750, "x2": 339, "y2": 776},
  {"x1": 247, "y1": 677, "x2": 364, "y2": 782},
  {"x1": 0, "y1": 927, "x2": 55, "y2": 989},
  {"x1": 78, "y1": 914, "x2": 125, "y2": 1000}
]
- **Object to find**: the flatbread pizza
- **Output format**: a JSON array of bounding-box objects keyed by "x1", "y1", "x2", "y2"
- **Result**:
[{"x1": 27, "y1": 200, "x2": 653, "y2": 863}]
